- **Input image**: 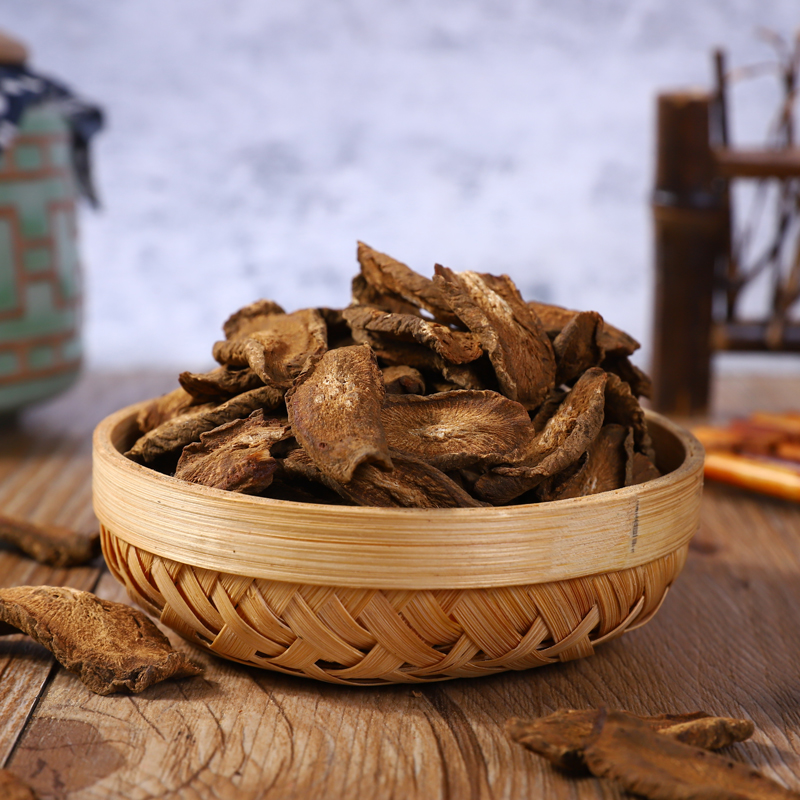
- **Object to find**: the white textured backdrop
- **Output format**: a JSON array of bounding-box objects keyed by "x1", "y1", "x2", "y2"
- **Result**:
[{"x1": 1, "y1": 1, "x2": 798, "y2": 372}]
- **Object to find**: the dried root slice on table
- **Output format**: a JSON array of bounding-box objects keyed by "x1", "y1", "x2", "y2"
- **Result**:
[
  {"x1": 125, "y1": 241, "x2": 658, "y2": 508},
  {"x1": 0, "y1": 515, "x2": 99, "y2": 567},
  {"x1": 508, "y1": 708, "x2": 796, "y2": 800},
  {"x1": 0, "y1": 586, "x2": 201, "y2": 695},
  {"x1": 506, "y1": 708, "x2": 754, "y2": 773}
]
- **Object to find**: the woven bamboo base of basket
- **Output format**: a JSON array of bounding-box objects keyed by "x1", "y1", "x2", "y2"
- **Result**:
[{"x1": 101, "y1": 526, "x2": 687, "y2": 685}]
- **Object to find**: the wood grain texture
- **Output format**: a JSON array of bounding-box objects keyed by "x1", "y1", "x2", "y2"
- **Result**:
[
  {"x1": 2, "y1": 372, "x2": 800, "y2": 799},
  {"x1": 0, "y1": 372, "x2": 176, "y2": 769}
]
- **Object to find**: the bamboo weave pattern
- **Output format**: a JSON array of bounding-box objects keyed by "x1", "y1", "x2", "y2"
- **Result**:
[{"x1": 102, "y1": 527, "x2": 687, "y2": 685}]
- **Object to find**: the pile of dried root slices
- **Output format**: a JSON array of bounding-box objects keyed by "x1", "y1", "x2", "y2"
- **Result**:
[{"x1": 126, "y1": 242, "x2": 659, "y2": 508}]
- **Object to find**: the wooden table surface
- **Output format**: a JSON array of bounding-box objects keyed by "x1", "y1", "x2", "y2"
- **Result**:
[{"x1": 1, "y1": 371, "x2": 800, "y2": 800}]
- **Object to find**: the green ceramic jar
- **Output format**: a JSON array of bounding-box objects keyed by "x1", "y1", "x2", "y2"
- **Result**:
[{"x1": 0, "y1": 104, "x2": 82, "y2": 414}]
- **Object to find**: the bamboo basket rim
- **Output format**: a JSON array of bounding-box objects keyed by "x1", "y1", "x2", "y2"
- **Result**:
[{"x1": 92, "y1": 401, "x2": 704, "y2": 590}]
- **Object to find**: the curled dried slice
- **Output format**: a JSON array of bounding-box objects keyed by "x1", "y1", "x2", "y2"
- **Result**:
[
  {"x1": 528, "y1": 300, "x2": 640, "y2": 357},
  {"x1": 137, "y1": 387, "x2": 212, "y2": 433},
  {"x1": 344, "y1": 305, "x2": 482, "y2": 365},
  {"x1": 179, "y1": 365, "x2": 264, "y2": 401},
  {"x1": 357, "y1": 241, "x2": 457, "y2": 324},
  {"x1": 602, "y1": 352, "x2": 652, "y2": 399},
  {"x1": 126, "y1": 385, "x2": 285, "y2": 464},
  {"x1": 584, "y1": 710, "x2": 792, "y2": 800},
  {"x1": 0, "y1": 585, "x2": 201, "y2": 695},
  {"x1": 222, "y1": 298, "x2": 286, "y2": 339},
  {"x1": 352, "y1": 273, "x2": 422, "y2": 317},
  {"x1": 628, "y1": 452, "x2": 661, "y2": 486},
  {"x1": 382, "y1": 365, "x2": 425, "y2": 395},
  {"x1": 175, "y1": 410, "x2": 292, "y2": 494},
  {"x1": 506, "y1": 708, "x2": 754, "y2": 774},
  {"x1": 537, "y1": 424, "x2": 630, "y2": 502},
  {"x1": 433, "y1": 266, "x2": 556, "y2": 409},
  {"x1": 552, "y1": 310, "x2": 603, "y2": 385},
  {"x1": 345, "y1": 311, "x2": 486, "y2": 390},
  {"x1": 475, "y1": 368, "x2": 607, "y2": 504},
  {"x1": 212, "y1": 308, "x2": 327, "y2": 386},
  {"x1": 605, "y1": 372, "x2": 654, "y2": 458},
  {"x1": 531, "y1": 389, "x2": 567, "y2": 432},
  {"x1": 281, "y1": 448, "x2": 483, "y2": 508},
  {"x1": 0, "y1": 515, "x2": 99, "y2": 567},
  {"x1": 381, "y1": 390, "x2": 532, "y2": 471},
  {"x1": 287, "y1": 345, "x2": 392, "y2": 484}
]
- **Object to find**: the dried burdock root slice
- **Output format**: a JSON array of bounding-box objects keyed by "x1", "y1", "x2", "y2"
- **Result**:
[
  {"x1": 605, "y1": 372, "x2": 654, "y2": 458},
  {"x1": 343, "y1": 306, "x2": 485, "y2": 390},
  {"x1": 0, "y1": 769, "x2": 37, "y2": 800},
  {"x1": 0, "y1": 515, "x2": 99, "y2": 568},
  {"x1": 280, "y1": 448, "x2": 484, "y2": 508},
  {"x1": 136, "y1": 387, "x2": 213, "y2": 434},
  {"x1": 352, "y1": 273, "x2": 423, "y2": 317},
  {"x1": 381, "y1": 390, "x2": 533, "y2": 471},
  {"x1": 433, "y1": 265, "x2": 556, "y2": 409},
  {"x1": 344, "y1": 305, "x2": 482, "y2": 365},
  {"x1": 584, "y1": 709, "x2": 794, "y2": 800},
  {"x1": 602, "y1": 352, "x2": 653, "y2": 399},
  {"x1": 127, "y1": 385, "x2": 285, "y2": 464},
  {"x1": 357, "y1": 241, "x2": 457, "y2": 324},
  {"x1": 178, "y1": 365, "x2": 264, "y2": 401},
  {"x1": 552, "y1": 310, "x2": 604, "y2": 385},
  {"x1": 536, "y1": 423, "x2": 630, "y2": 501},
  {"x1": 287, "y1": 345, "x2": 392, "y2": 484},
  {"x1": 175, "y1": 410, "x2": 292, "y2": 494},
  {"x1": 531, "y1": 389, "x2": 568, "y2": 432},
  {"x1": 528, "y1": 300, "x2": 640, "y2": 357},
  {"x1": 506, "y1": 708, "x2": 754, "y2": 774},
  {"x1": 0, "y1": 586, "x2": 202, "y2": 695},
  {"x1": 628, "y1": 452, "x2": 662, "y2": 486},
  {"x1": 212, "y1": 308, "x2": 328, "y2": 386},
  {"x1": 475, "y1": 367, "x2": 607, "y2": 504},
  {"x1": 222, "y1": 298, "x2": 286, "y2": 339},
  {"x1": 382, "y1": 365, "x2": 426, "y2": 395}
]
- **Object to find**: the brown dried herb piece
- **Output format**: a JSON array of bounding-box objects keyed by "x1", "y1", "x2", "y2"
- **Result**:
[
  {"x1": 0, "y1": 770, "x2": 37, "y2": 800},
  {"x1": 528, "y1": 300, "x2": 640, "y2": 357},
  {"x1": 352, "y1": 273, "x2": 422, "y2": 317},
  {"x1": 136, "y1": 387, "x2": 213, "y2": 433},
  {"x1": 536, "y1": 423, "x2": 630, "y2": 501},
  {"x1": 222, "y1": 298, "x2": 286, "y2": 339},
  {"x1": 602, "y1": 352, "x2": 653, "y2": 399},
  {"x1": 281, "y1": 448, "x2": 484, "y2": 508},
  {"x1": 433, "y1": 265, "x2": 556, "y2": 409},
  {"x1": 127, "y1": 384, "x2": 285, "y2": 464},
  {"x1": 552, "y1": 310, "x2": 603, "y2": 385},
  {"x1": 382, "y1": 365, "x2": 426, "y2": 395},
  {"x1": 475, "y1": 368, "x2": 607, "y2": 504},
  {"x1": 584, "y1": 710, "x2": 795, "y2": 800},
  {"x1": 0, "y1": 515, "x2": 99, "y2": 567},
  {"x1": 287, "y1": 345, "x2": 392, "y2": 484},
  {"x1": 179, "y1": 365, "x2": 264, "y2": 401},
  {"x1": 0, "y1": 586, "x2": 202, "y2": 695},
  {"x1": 381, "y1": 390, "x2": 533, "y2": 471},
  {"x1": 531, "y1": 389, "x2": 568, "y2": 432},
  {"x1": 213, "y1": 307, "x2": 328, "y2": 387},
  {"x1": 175, "y1": 410, "x2": 292, "y2": 494},
  {"x1": 629, "y1": 452, "x2": 662, "y2": 485},
  {"x1": 507, "y1": 709, "x2": 754, "y2": 774},
  {"x1": 344, "y1": 305, "x2": 482, "y2": 365},
  {"x1": 357, "y1": 241, "x2": 457, "y2": 323},
  {"x1": 605, "y1": 372, "x2": 655, "y2": 458},
  {"x1": 343, "y1": 305, "x2": 486, "y2": 390}
]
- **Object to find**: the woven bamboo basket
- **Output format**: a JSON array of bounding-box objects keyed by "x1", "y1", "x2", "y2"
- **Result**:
[{"x1": 93, "y1": 402, "x2": 703, "y2": 685}]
